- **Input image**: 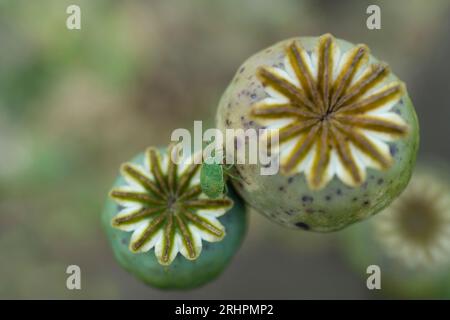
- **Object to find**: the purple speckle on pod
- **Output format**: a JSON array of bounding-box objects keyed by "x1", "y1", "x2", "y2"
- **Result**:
[
  {"x1": 295, "y1": 222, "x2": 310, "y2": 230},
  {"x1": 301, "y1": 195, "x2": 314, "y2": 204},
  {"x1": 389, "y1": 144, "x2": 398, "y2": 156}
]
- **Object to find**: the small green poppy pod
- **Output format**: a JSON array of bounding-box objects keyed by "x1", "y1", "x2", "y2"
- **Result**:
[
  {"x1": 341, "y1": 165, "x2": 450, "y2": 298},
  {"x1": 102, "y1": 146, "x2": 248, "y2": 289},
  {"x1": 216, "y1": 33, "x2": 419, "y2": 231}
]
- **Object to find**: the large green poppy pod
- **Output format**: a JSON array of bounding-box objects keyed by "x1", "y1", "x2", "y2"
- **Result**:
[
  {"x1": 216, "y1": 33, "x2": 419, "y2": 232},
  {"x1": 102, "y1": 146, "x2": 248, "y2": 289}
]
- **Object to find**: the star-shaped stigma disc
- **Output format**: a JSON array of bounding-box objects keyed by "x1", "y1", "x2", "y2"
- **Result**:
[
  {"x1": 251, "y1": 33, "x2": 409, "y2": 190},
  {"x1": 109, "y1": 146, "x2": 233, "y2": 266}
]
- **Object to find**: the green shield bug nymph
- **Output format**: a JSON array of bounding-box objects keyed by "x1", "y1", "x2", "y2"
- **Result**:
[
  {"x1": 200, "y1": 145, "x2": 227, "y2": 199},
  {"x1": 200, "y1": 147, "x2": 242, "y2": 199},
  {"x1": 200, "y1": 162, "x2": 225, "y2": 199},
  {"x1": 200, "y1": 162, "x2": 243, "y2": 199}
]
